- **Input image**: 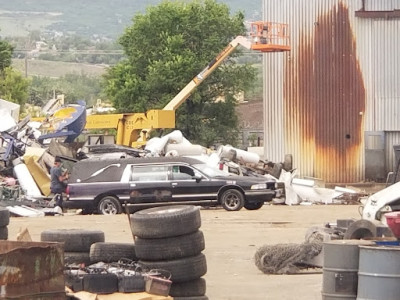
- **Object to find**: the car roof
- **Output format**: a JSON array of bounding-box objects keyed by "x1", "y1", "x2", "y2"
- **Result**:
[{"x1": 69, "y1": 156, "x2": 204, "y2": 182}]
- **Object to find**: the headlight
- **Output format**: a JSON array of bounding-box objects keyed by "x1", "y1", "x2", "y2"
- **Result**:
[{"x1": 251, "y1": 183, "x2": 267, "y2": 190}]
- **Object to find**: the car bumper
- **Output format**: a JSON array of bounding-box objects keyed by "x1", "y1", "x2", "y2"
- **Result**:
[{"x1": 245, "y1": 190, "x2": 276, "y2": 202}]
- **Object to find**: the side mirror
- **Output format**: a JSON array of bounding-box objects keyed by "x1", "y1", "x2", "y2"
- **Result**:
[{"x1": 193, "y1": 174, "x2": 202, "y2": 183}]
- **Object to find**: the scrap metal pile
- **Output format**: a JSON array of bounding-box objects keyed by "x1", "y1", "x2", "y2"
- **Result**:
[{"x1": 0, "y1": 98, "x2": 369, "y2": 214}]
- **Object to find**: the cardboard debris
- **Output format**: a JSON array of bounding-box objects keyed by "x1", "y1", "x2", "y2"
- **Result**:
[{"x1": 67, "y1": 290, "x2": 173, "y2": 300}]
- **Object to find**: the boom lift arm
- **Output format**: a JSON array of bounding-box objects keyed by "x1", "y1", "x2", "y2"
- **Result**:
[{"x1": 163, "y1": 36, "x2": 252, "y2": 111}]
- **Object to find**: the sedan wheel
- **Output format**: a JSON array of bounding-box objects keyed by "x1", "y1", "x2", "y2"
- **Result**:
[
  {"x1": 97, "y1": 196, "x2": 122, "y2": 215},
  {"x1": 220, "y1": 189, "x2": 244, "y2": 211}
]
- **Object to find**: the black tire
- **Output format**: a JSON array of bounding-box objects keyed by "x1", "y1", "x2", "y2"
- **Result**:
[
  {"x1": 0, "y1": 226, "x2": 8, "y2": 240},
  {"x1": 97, "y1": 195, "x2": 122, "y2": 215},
  {"x1": 83, "y1": 273, "x2": 119, "y2": 294},
  {"x1": 131, "y1": 205, "x2": 201, "y2": 239},
  {"x1": 64, "y1": 251, "x2": 91, "y2": 265},
  {"x1": 283, "y1": 154, "x2": 293, "y2": 171},
  {"x1": 169, "y1": 278, "x2": 206, "y2": 297},
  {"x1": 244, "y1": 202, "x2": 264, "y2": 210},
  {"x1": 41, "y1": 229, "x2": 105, "y2": 252},
  {"x1": 343, "y1": 220, "x2": 378, "y2": 239},
  {"x1": 220, "y1": 189, "x2": 244, "y2": 211},
  {"x1": 139, "y1": 253, "x2": 207, "y2": 283},
  {"x1": 0, "y1": 207, "x2": 10, "y2": 227},
  {"x1": 135, "y1": 230, "x2": 205, "y2": 261},
  {"x1": 90, "y1": 242, "x2": 137, "y2": 263}
]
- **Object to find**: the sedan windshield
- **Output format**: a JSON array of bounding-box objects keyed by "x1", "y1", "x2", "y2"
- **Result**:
[{"x1": 192, "y1": 163, "x2": 230, "y2": 178}]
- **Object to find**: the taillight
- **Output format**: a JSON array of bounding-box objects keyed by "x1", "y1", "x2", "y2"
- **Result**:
[{"x1": 65, "y1": 186, "x2": 70, "y2": 195}]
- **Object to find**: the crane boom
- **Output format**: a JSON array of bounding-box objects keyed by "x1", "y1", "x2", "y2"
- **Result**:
[{"x1": 163, "y1": 36, "x2": 251, "y2": 111}]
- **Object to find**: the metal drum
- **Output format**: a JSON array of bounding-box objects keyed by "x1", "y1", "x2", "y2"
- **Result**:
[
  {"x1": 357, "y1": 245, "x2": 400, "y2": 300},
  {"x1": 322, "y1": 240, "x2": 374, "y2": 300}
]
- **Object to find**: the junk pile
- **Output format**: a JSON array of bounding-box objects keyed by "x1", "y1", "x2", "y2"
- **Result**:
[
  {"x1": 0, "y1": 99, "x2": 89, "y2": 215},
  {"x1": 34, "y1": 205, "x2": 205, "y2": 298},
  {"x1": 0, "y1": 98, "x2": 368, "y2": 214}
]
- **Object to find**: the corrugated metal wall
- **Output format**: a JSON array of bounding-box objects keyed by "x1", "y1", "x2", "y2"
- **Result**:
[{"x1": 263, "y1": 0, "x2": 400, "y2": 183}]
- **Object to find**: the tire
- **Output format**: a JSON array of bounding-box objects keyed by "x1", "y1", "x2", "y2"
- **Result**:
[
  {"x1": 83, "y1": 273, "x2": 119, "y2": 294},
  {"x1": 90, "y1": 242, "x2": 137, "y2": 263},
  {"x1": 131, "y1": 205, "x2": 201, "y2": 239},
  {"x1": 97, "y1": 195, "x2": 122, "y2": 215},
  {"x1": 139, "y1": 253, "x2": 207, "y2": 283},
  {"x1": 244, "y1": 202, "x2": 264, "y2": 210},
  {"x1": 343, "y1": 220, "x2": 378, "y2": 239},
  {"x1": 220, "y1": 189, "x2": 244, "y2": 211},
  {"x1": 0, "y1": 207, "x2": 10, "y2": 227},
  {"x1": 135, "y1": 230, "x2": 205, "y2": 261},
  {"x1": 64, "y1": 251, "x2": 91, "y2": 265},
  {"x1": 0, "y1": 226, "x2": 8, "y2": 240},
  {"x1": 169, "y1": 278, "x2": 206, "y2": 297},
  {"x1": 41, "y1": 229, "x2": 105, "y2": 252}
]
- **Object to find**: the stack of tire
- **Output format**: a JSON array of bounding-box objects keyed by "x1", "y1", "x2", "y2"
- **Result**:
[
  {"x1": 0, "y1": 207, "x2": 10, "y2": 240},
  {"x1": 41, "y1": 229, "x2": 105, "y2": 265},
  {"x1": 131, "y1": 205, "x2": 208, "y2": 300}
]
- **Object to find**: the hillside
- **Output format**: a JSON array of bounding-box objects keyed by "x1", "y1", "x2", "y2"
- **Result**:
[
  {"x1": 11, "y1": 59, "x2": 107, "y2": 78},
  {"x1": 0, "y1": 0, "x2": 262, "y2": 39}
]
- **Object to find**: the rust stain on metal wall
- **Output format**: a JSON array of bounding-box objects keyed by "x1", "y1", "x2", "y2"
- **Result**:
[{"x1": 286, "y1": 2, "x2": 366, "y2": 182}]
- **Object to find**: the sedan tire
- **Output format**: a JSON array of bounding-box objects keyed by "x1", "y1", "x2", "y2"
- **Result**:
[
  {"x1": 130, "y1": 205, "x2": 201, "y2": 239},
  {"x1": 220, "y1": 189, "x2": 244, "y2": 211},
  {"x1": 97, "y1": 195, "x2": 122, "y2": 215},
  {"x1": 135, "y1": 230, "x2": 205, "y2": 261}
]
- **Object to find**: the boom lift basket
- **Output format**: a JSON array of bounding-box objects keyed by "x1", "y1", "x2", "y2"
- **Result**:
[{"x1": 249, "y1": 21, "x2": 290, "y2": 52}]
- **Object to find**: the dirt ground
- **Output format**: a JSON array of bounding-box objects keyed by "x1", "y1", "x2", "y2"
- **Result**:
[{"x1": 7, "y1": 203, "x2": 362, "y2": 300}]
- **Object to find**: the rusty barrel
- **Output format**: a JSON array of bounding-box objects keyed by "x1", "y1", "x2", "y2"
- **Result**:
[
  {"x1": 357, "y1": 245, "x2": 400, "y2": 300},
  {"x1": 0, "y1": 240, "x2": 65, "y2": 299},
  {"x1": 322, "y1": 240, "x2": 374, "y2": 300}
]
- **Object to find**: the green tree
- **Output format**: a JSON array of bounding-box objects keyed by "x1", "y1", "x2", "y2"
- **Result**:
[
  {"x1": 0, "y1": 67, "x2": 31, "y2": 106},
  {"x1": 29, "y1": 73, "x2": 103, "y2": 107},
  {"x1": 0, "y1": 37, "x2": 13, "y2": 71},
  {"x1": 103, "y1": 0, "x2": 256, "y2": 146}
]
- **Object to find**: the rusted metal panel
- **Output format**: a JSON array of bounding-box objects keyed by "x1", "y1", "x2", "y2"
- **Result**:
[
  {"x1": 263, "y1": 0, "x2": 400, "y2": 183},
  {"x1": 0, "y1": 240, "x2": 65, "y2": 299}
]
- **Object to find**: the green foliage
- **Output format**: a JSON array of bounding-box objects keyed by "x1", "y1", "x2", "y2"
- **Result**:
[
  {"x1": 0, "y1": 67, "x2": 30, "y2": 106},
  {"x1": 29, "y1": 73, "x2": 103, "y2": 107},
  {"x1": 0, "y1": 38, "x2": 13, "y2": 71},
  {"x1": 103, "y1": 0, "x2": 256, "y2": 146}
]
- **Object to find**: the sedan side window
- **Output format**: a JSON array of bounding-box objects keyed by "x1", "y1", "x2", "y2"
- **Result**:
[
  {"x1": 131, "y1": 166, "x2": 168, "y2": 181},
  {"x1": 172, "y1": 165, "x2": 195, "y2": 180}
]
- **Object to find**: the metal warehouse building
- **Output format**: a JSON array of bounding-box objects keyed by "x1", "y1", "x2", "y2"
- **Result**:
[{"x1": 262, "y1": 0, "x2": 400, "y2": 183}]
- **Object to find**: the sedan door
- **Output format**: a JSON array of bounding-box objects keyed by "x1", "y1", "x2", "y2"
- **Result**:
[
  {"x1": 169, "y1": 165, "x2": 222, "y2": 203},
  {"x1": 128, "y1": 165, "x2": 173, "y2": 204}
]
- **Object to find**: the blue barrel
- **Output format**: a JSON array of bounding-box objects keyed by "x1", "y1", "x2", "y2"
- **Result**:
[{"x1": 357, "y1": 245, "x2": 400, "y2": 300}]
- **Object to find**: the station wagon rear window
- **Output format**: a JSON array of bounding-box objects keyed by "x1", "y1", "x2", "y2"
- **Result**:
[{"x1": 130, "y1": 165, "x2": 168, "y2": 181}]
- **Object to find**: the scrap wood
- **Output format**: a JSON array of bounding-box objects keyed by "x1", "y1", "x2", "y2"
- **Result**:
[{"x1": 67, "y1": 290, "x2": 173, "y2": 300}]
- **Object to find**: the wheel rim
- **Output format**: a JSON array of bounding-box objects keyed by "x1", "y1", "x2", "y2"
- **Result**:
[
  {"x1": 223, "y1": 192, "x2": 241, "y2": 210},
  {"x1": 100, "y1": 199, "x2": 117, "y2": 215}
]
